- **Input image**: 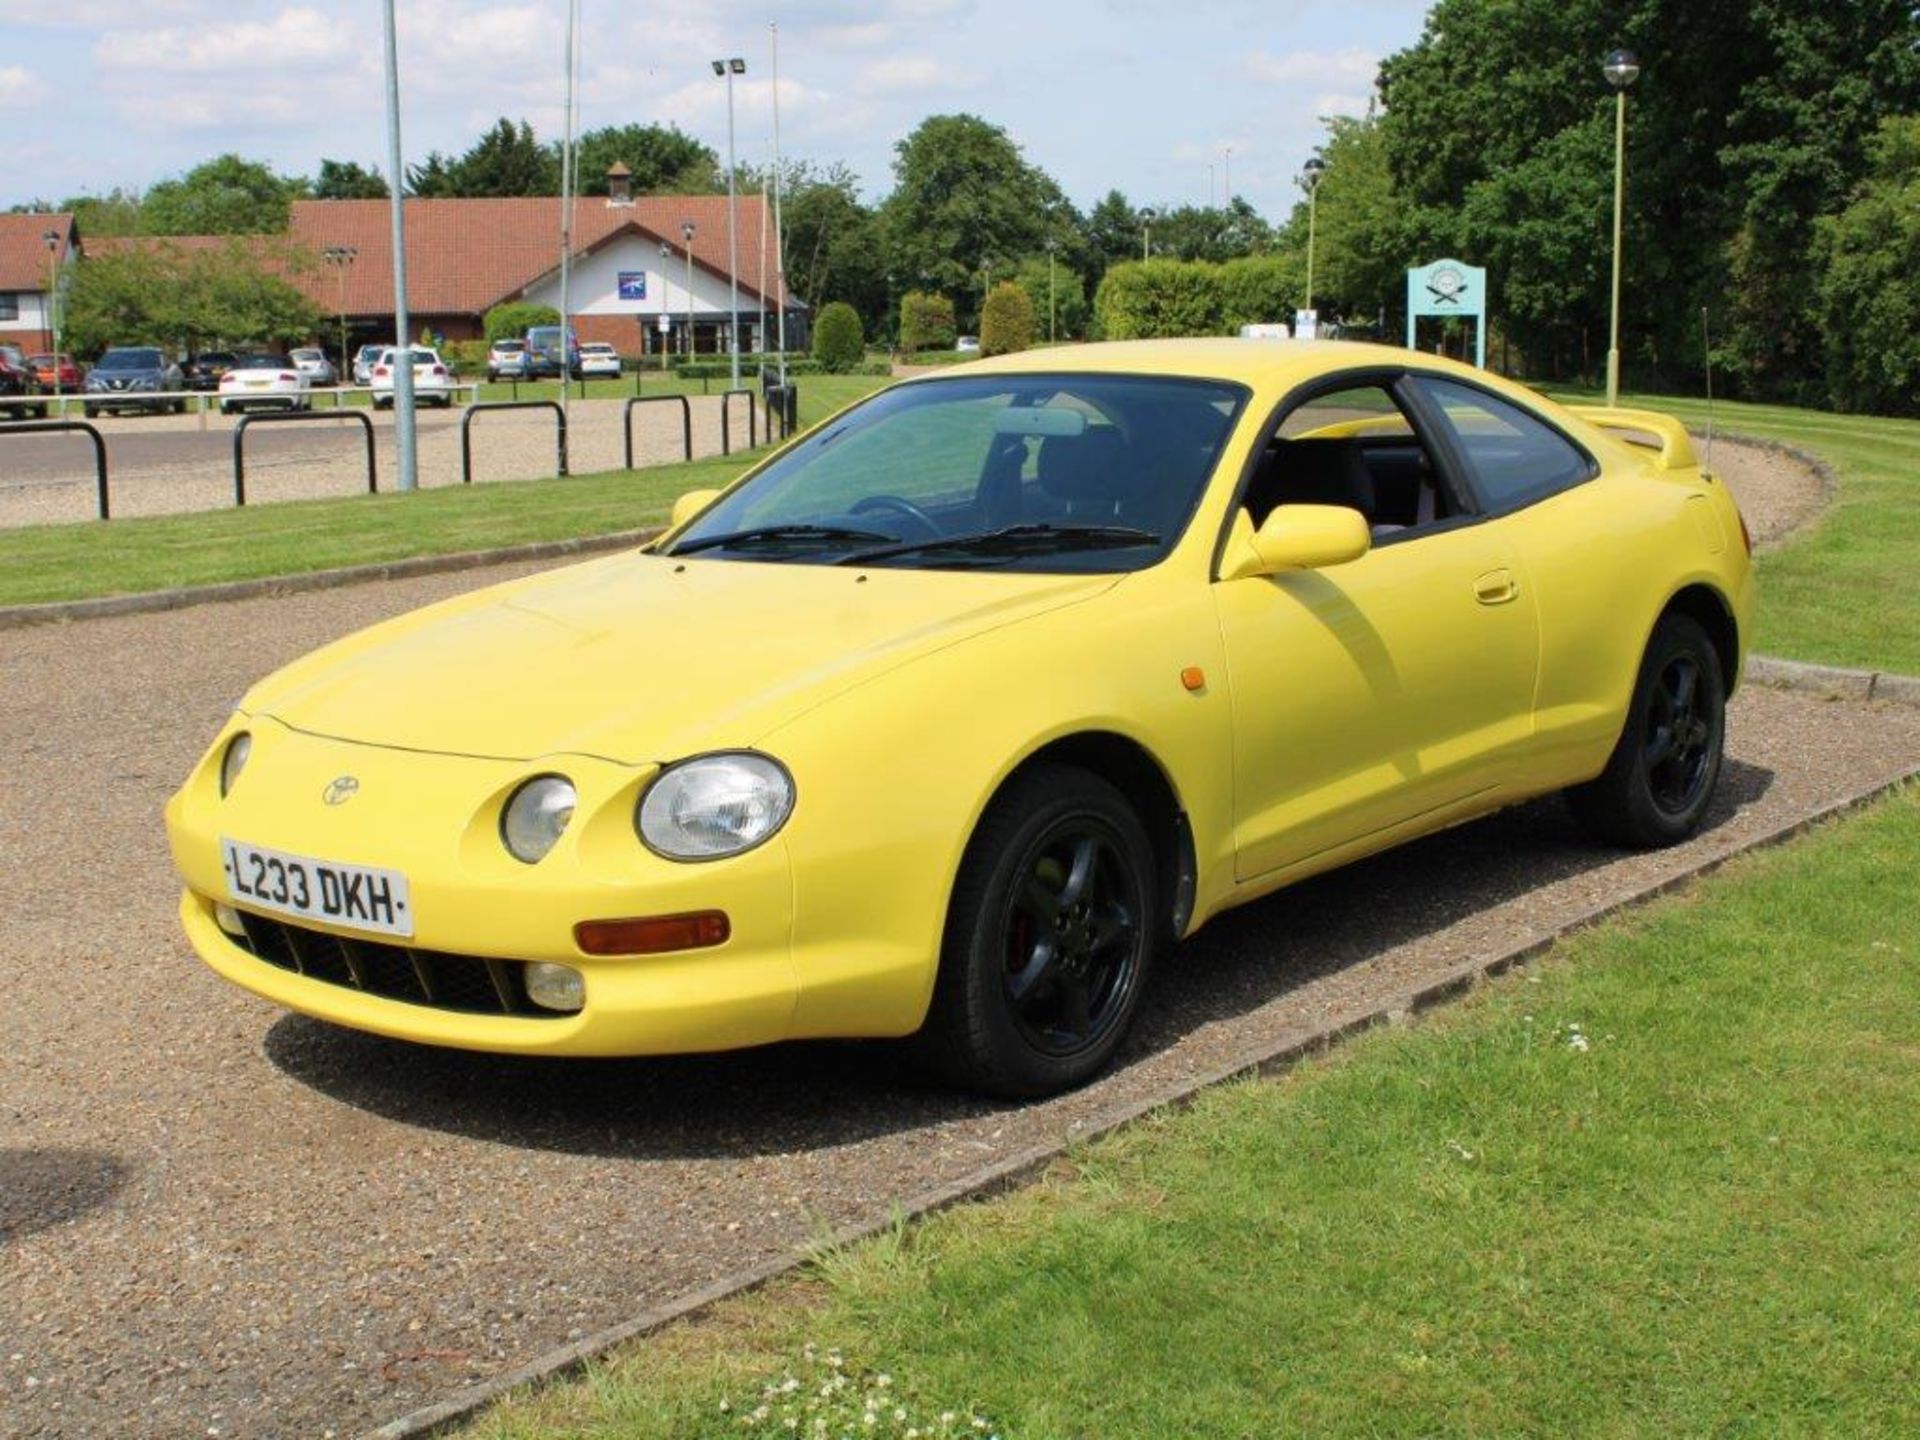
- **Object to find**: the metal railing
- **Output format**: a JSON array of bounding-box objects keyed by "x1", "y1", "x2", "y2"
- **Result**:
[
  {"x1": 460, "y1": 400, "x2": 568, "y2": 485},
  {"x1": 231, "y1": 410, "x2": 377, "y2": 507},
  {"x1": 623, "y1": 395, "x2": 693, "y2": 470},
  {"x1": 719, "y1": 387, "x2": 758, "y2": 456},
  {"x1": 0, "y1": 419, "x2": 112, "y2": 519}
]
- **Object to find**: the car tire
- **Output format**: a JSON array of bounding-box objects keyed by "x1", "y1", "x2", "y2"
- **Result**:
[
  {"x1": 917, "y1": 763, "x2": 1159, "y2": 1097},
  {"x1": 82, "y1": 404, "x2": 98, "y2": 419},
  {"x1": 1567, "y1": 612, "x2": 1727, "y2": 848}
]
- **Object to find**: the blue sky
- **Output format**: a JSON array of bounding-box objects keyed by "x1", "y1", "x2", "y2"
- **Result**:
[{"x1": 6, "y1": 0, "x2": 1431, "y2": 222}]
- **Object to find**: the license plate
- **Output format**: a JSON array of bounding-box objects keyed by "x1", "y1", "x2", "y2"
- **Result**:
[
  {"x1": 246, "y1": 380, "x2": 269, "y2": 388},
  {"x1": 221, "y1": 838, "x2": 413, "y2": 938}
]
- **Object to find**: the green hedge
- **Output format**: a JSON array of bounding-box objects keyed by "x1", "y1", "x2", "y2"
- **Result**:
[
  {"x1": 1094, "y1": 257, "x2": 1304, "y2": 340},
  {"x1": 981, "y1": 281, "x2": 1036, "y2": 356},
  {"x1": 812, "y1": 302, "x2": 866, "y2": 373}
]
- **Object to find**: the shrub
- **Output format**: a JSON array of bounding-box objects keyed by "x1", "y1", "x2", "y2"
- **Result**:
[
  {"x1": 980, "y1": 281, "x2": 1036, "y2": 356},
  {"x1": 898, "y1": 291, "x2": 956, "y2": 351},
  {"x1": 483, "y1": 301, "x2": 560, "y2": 343},
  {"x1": 1216, "y1": 255, "x2": 1302, "y2": 334},
  {"x1": 1094, "y1": 260, "x2": 1225, "y2": 339},
  {"x1": 812, "y1": 302, "x2": 865, "y2": 373},
  {"x1": 444, "y1": 340, "x2": 488, "y2": 372}
]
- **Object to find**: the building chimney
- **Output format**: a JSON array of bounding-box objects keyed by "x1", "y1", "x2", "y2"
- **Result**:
[{"x1": 606, "y1": 162, "x2": 633, "y2": 207}]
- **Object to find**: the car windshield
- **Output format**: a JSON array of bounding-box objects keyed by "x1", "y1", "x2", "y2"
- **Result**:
[
  {"x1": 382, "y1": 350, "x2": 439, "y2": 365},
  {"x1": 99, "y1": 349, "x2": 163, "y2": 371},
  {"x1": 291, "y1": 349, "x2": 323, "y2": 361},
  {"x1": 668, "y1": 373, "x2": 1247, "y2": 573},
  {"x1": 493, "y1": 341, "x2": 526, "y2": 353}
]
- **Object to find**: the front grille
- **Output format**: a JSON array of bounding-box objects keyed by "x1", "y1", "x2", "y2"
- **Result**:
[{"x1": 231, "y1": 910, "x2": 560, "y2": 1018}]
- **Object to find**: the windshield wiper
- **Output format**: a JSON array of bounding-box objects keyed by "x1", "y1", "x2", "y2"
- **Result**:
[
  {"x1": 670, "y1": 523, "x2": 898, "y2": 556},
  {"x1": 836, "y1": 523, "x2": 1162, "y2": 566}
]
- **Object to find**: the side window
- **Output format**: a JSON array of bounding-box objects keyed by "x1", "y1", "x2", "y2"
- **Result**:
[
  {"x1": 1248, "y1": 381, "x2": 1452, "y2": 537},
  {"x1": 1414, "y1": 378, "x2": 1592, "y2": 511}
]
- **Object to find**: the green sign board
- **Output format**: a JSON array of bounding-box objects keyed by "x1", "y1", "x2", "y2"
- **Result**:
[{"x1": 1406, "y1": 258, "x2": 1487, "y2": 368}]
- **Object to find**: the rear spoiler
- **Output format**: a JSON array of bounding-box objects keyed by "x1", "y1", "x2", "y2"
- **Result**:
[{"x1": 1566, "y1": 406, "x2": 1698, "y2": 472}]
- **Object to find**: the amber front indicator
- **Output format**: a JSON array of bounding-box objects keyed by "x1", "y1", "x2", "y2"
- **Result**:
[{"x1": 574, "y1": 911, "x2": 731, "y2": 956}]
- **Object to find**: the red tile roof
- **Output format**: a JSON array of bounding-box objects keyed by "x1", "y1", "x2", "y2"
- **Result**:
[
  {"x1": 286, "y1": 196, "x2": 786, "y2": 317},
  {"x1": 78, "y1": 196, "x2": 787, "y2": 320},
  {"x1": 0, "y1": 213, "x2": 75, "y2": 290}
]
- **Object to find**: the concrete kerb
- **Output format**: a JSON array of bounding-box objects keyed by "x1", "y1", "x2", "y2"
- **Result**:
[
  {"x1": 363, "y1": 762, "x2": 1919, "y2": 1440},
  {"x1": 0, "y1": 528, "x2": 663, "y2": 631}
]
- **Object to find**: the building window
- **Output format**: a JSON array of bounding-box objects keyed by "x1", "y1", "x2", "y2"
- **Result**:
[{"x1": 0, "y1": 295, "x2": 18, "y2": 322}]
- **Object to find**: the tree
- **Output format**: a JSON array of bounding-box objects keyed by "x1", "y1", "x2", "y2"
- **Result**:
[
  {"x1": 1012, "y1": 255, "x2": 1087, "y2": 342},
  {"x1": 1277, "y1": 115, "x2": 1405, "y2": 333},
  {"x1": 573, "y1": 124, "x2": 716, "y2": 194},
  {"x1": 979, "y1": 281, "x2": 1035, "y2": 356},
  {"x1": 778, "y1": 163, "x2": 888, "y2": 326},
  {"x1": 897, "y1": 291, "x2": 956, "y2": 352},
  {"x1": 64, "y1": 239, "x2": 320, "y2": 355},
  {"x1": 1216, "y1": 256, "x2": 1302, "y2": 332},
  {"x1": 884, "y1": 115, "x2": 1069, "y2": 317},
  {"x1": 811, "y1": 302, "x2": 865, "y2": 373},
  {"x1": 1081, "y1": 190, "x2": 1143, "y2": 291},
  {"x1": 484, "y1": 302, "x2": 561, "y2": 343},
  {"x1": 1094, "y1": 260, "x2": 1225, "y2": 340},
  {"x1": 447, "y1": 118, "x2": 561, "y2": 197},
  {"x1": 1149, "y1": 199, "x2": 1274, "y2": 262},
  {"x1": 142, "y1": 154, "x2": 308, "y2": 234},
  {"x1": 1815, "y1": 116, "x2": 1920, "y2": 415},
  {"x1": 313, "y1": 159, "x2": 389, "y2": 201}
]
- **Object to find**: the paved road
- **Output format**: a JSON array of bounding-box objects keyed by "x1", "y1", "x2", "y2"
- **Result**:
[{"x1": 4, "y1": 558, "x2": 1918, "y2": 1439}]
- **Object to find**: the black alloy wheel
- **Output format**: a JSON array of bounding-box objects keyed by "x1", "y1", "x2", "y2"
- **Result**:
[
  {"x1": 1568, "y1": 612, "x2": 1726, "y2": 847},
  {"x1": 919, "y1": 764, "x2": 1158, "y2": 1097}
]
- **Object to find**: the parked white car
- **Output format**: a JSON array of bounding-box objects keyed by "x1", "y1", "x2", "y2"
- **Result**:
[
  {"x1": 218, "y1": 353, "x2": 311, "y2": 414},
  {"x1": 290, "y1": 347, "x2": 338, "y2": 386},
  {"x1": 577, "y1": 342, "x2": 622, "y2": 379},
  {"x1": 486, "y1": 338, "x2": 530, "y2": 381},
  {"x1": 352, "y1": 344, "x2": 385, "y2": 387},
  {"x1": 369, "y1": 347, "x2": 455, "y2": 409}
]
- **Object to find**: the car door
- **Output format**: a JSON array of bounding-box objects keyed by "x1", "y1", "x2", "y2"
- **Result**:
[{"x1": 1212, "y1": 373, "x2": 1541, "y2": 882}]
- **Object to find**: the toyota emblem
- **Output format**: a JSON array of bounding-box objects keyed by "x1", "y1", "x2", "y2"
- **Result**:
[{"x1": 322, "y1": 776, "x2": 360, "y2": 806}]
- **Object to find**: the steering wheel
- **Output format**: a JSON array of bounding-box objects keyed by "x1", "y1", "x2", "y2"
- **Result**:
[{"x1": 850, "y1": 494, "x2": 941, "y2": 538}]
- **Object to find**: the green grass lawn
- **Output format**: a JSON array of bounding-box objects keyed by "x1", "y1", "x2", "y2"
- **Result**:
[
  {"x1": 466, "y1": 785, "x2": 1920, "y2": 1439},
  {"x1": 0, "y1": 375, "x2": 888, "y2": 607},
  {"x1": 1557, "y1": 389, "x2": 1920, "y2": 674}
]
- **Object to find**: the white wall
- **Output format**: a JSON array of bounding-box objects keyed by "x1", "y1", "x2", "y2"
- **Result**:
[
  {"x1": 521, "y1": 232, "x2": 769, "y2": 320},
  {"x1": 0, "y1": 289, "x2": 50, "y2": 336}
]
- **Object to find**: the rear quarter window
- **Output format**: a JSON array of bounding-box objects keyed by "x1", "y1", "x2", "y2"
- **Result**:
[{"x1": 1414, "y1": 377, "x2": 1594, "y2": 511}]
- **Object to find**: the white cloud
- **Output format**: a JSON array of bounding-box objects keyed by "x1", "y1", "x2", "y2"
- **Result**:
[
  {"x1": 95, "y1": 8, "x2": 357, "y2": 73},
  {"x1": 1312, "y1": 91, "x2": 1372, "y2": 119},
  {"x1": 1247, "y1": 48, "x2": 1377, "y2": 86},
  {"x1": 856, "y1": 55, "x2": 980, "y2": 94},
  {"x1": 0, "y1": 66, "x2": 54, "y2": 109}
]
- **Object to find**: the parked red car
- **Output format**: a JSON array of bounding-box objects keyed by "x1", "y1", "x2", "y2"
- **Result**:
[{"x1": 29, "y1": 353, "x2": 84, "y2": 391}]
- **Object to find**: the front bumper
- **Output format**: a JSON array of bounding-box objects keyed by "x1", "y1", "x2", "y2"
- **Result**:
[{"x1": 167, "y1": 718, "x2": 800, "y2": 1056}]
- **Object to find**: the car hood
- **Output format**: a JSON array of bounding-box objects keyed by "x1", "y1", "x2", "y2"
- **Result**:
[{"x1": 244, "y1": 550, "x2": 1119, "y2": 764}]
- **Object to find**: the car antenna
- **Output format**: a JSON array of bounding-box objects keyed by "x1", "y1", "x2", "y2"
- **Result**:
[{"x1": 1700, "y1": 305, "x2": 1716, "y2": 477}]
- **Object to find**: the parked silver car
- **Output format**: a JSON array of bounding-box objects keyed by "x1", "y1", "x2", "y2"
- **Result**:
[
  {"x1": 486, "y1": 338, "x2": 530, "y2": 381},
  {"x1": 352, "y1": 344, "x2": 385, "y2": 386},
  {"x1": 290, "y1": 347, "x2": 338, "y2": 387}
]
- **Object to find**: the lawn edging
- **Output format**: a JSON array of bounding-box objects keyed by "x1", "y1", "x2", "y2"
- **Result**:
[
  {"x1": 363, "y1": 762, "x2": 1919, "y2": 1440},
  {"x1": 0, "y1": 527, "x2": 662, "y2": 631}
]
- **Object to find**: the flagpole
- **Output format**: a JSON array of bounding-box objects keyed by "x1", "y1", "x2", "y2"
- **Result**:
[{"x1": 770, "y1": 20, "x2": 788, "y2": 385}]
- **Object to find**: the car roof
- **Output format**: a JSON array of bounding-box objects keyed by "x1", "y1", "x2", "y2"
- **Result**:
[{"x1": 941, "y1": 337, "x2": 1501, "y2": 389}]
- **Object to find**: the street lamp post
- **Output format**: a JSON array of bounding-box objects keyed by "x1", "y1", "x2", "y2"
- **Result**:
[
  {"x1": 1140, "y1": 207, "x2": 1156, "y2": 262},
  {"x1": 1045, "y1": 238, "x2": 1058, "y2": 344},
  {"x1": 41, "y1": 229, "x2": 61, "y2": 398},
  {"x1": 322, "y1": 245, "x2": 357, "y2": 379},
  {"x1": 659, "y1": 241, "x2": 674, "y2": 370},
  {"x1": 1302, "y1": 156, "x2": 1327, "y2": 321},
  {"x1": 712, "y1": 56, "x2": 746, "y2": 389},
  {"x1": 681, "y1": 219, "x2": 696, "y2": 357},
  {"x1": 1603, "y1": 47, "x2": 1640, "y2": 406}
]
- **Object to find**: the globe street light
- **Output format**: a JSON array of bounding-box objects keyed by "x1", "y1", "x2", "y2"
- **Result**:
[
  {"x1": 1302, "y1": 156, "x2": 1327, "y2": 322},
  {"x1": 712, "y1": 56, "x2": 746, "y2": 388},
  {"x1": 41, "y1": 229, "x2": 62, "y2": 398},
  {"x1": 1140, "y1": 207, "x2": 1157, "y2": 263},
  {"x1": 321, "y1": 245, "x2": 357, "y2": 381},
  {"x1": 658, "y1": 240, "x2": 674, "y2": 369},
  {"x1": 681, "y1": 218, "x2": 697, "y2": 357},
  {"x1": 1603, "y1": 47, "x2": 1641, "y2": 406}
]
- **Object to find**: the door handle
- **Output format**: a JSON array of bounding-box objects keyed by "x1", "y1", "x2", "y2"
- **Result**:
[{"x1": 1473, "y1": 568, "x2": 1519, "y2": 605}]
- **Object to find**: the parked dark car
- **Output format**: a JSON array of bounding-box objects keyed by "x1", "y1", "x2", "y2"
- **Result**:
[
  {"x1": 524, "y1": 325, "x2": 581, "y2": 380},
  {"x1": 182, "y1": 351, "x2": 240, "y2": 392},
  {"x1": 0, "y1": 345, "x2": 48, "y2": 418},
  {"x1": 84, "y1": 347, "x2": 187, "y2": 416}
]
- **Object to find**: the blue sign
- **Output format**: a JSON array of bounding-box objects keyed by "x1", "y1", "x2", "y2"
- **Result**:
[
  {"x1": 617, "y1": 271, "x2": 649, "y2": 302},
  {"x1": 1406, "y1": 257, "x2": 1488, "y2": 368}
]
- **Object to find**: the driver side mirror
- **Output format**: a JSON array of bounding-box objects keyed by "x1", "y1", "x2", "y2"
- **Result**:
[
  {"x1": 670, "y1": 488, "x2": 722, "y2": 529},
  {"x1": 1221, "y1": 503, "x2": 1371, "y2": 581}
]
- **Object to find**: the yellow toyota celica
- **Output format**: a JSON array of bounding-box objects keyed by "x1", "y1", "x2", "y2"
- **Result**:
[{"x1": 166, "y1": 340, "x2": 1753, "y2": 1096}]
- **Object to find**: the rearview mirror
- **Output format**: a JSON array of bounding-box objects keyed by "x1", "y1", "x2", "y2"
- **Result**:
[
  {"x1": 1222, "y1": 503, "x2": 1371, "y2": 580},
  {"x1": 670, "y1": 488, "x2": 722, "y2": 529}
]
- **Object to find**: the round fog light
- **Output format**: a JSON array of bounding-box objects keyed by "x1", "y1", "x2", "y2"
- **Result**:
[{"x1": 524, "y1": 961, "x2": 585, "y2": 1013}]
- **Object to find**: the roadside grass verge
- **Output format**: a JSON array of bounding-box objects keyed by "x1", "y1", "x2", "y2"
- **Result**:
[
  {"x1": 465, "y1": 786, "x2": 1920, "y2": 1439},
  {"x1": 1556, "y1": 388, "x2": 1920, "y2": 674},
  {"x1": 0, "y1": 376, "x2": 887, "y2": 607}
]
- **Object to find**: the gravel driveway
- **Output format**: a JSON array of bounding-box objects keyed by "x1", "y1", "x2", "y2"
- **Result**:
[{"x1": 2, "y1": 447, "x2": 1905, "y2": 1439}]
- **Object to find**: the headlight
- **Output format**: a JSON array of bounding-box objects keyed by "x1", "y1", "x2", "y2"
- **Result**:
[
  {"x1": 501, "y1": 775, "x2": 576, "y2": 864},
  {"x1": 219, "y1": 732, "x2": 251, "y2": 796},
  {"x1": 637, "y1": 753, "x2": 794, "y2": 860}
]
